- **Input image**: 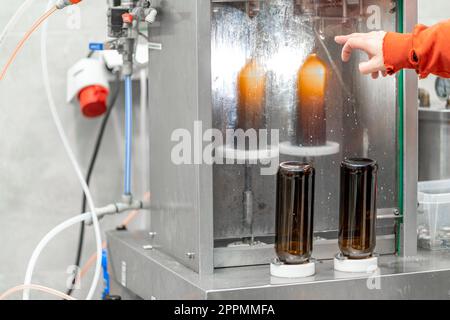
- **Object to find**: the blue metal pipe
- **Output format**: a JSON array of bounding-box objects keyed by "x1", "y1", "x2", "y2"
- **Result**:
[{"x1": 124, "y1": 75, "x2": 133, "y2": 195}]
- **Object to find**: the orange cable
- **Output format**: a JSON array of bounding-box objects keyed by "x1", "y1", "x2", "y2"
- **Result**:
[
  {"x1": 0, "y1": 6, "x2": 57, "y2": 81},
  {"x1": 80, "y1": 241, "x2": 107, "y2": 278},
  {"x1": 0, "y1": 284, "x2": 76, "y2": 300},
  {"x1": 79, "y1": 209, "x2": 141, "y2": 278}
]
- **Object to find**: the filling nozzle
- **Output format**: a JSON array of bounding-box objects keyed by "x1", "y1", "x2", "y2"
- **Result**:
[
  {"x1": 245, "y1": 1, "x2": 261, "y2": 18},
  {"x1": 112, "y1": 6, "x2": 157, "y2": 76},
  {"x1": 342, "y1": 0, "x2": 348, "y2": 22},
  {"x1": 294, "y1": 0, "x2": 318, "y2": 16},
  {"x1": 121, "y1": 38, "x2": 136, "y2": 76},
  {"x1": 56, "y1": 0, "x2": 82, "y2": 10},
  {"x1": 106, "y1": 0, "x2": 158, "y2": 62}
]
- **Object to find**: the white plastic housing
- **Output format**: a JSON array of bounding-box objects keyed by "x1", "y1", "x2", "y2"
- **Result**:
[
  {"x1": 66, "y1": 58, "x2": 109, "y2": 104},
  {"x1": 101, "y1": 44, "x2": 149, "y2": 71},
  {"x1": 270, "y1": 261, "x2": 315, "y2": 278},
  {"x1": 334, "y1": 256, "x2": 378, "y2": 273}
]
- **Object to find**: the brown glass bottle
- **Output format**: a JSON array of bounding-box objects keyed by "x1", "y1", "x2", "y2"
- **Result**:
[
  {"x1": 339, "y1": 158, "x2": 378, "y2": 259},
  {"x1": 275, "y1": 162, "x2": 315, "y2": 264},
  {"x1": 296, "y1": 53, "x2": 327, "y2": 147},
  {"x1": 236, "y1": 58, "x2": 266, "y2": 132}
]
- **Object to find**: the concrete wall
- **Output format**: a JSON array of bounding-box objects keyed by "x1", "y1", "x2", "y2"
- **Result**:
[
  {"x1": 418, "y1": 0, "x2": 450, "y2": 107},
  {"x1": 0, "y1": 1, "x2": 148, "y2": 299}
]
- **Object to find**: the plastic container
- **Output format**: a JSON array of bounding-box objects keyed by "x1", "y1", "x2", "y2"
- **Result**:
[
  {"x1": 418, "y1": 179, "x2": 450, "y2": 250},
  {"x1": 275, "y1": 162, "x2": 315, "y2": 264}
]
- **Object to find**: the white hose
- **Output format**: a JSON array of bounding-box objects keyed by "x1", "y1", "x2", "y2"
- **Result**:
[
  {"x1": 23, "y1": 212, "x2": 92, "y2": 300},
  {"x1": 0, "y1": 0, "x2": 34, "y2": 48},
  {"x1": 139, "y1": 69, "x2": 148, "y2": 195},
  {"x1": 23, "y1": 0, "x2": 103, "y2": 300},
  {"x1": 139, "y1": 69, "x2": 150, "y2": 228}
]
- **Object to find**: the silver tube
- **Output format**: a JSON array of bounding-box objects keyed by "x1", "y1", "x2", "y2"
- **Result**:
[{"x1": 342, "y1": 0, "x2": 348, "y2": 21}]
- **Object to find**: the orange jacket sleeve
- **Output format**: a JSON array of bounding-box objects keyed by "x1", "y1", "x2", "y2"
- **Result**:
[{"x1": 383, "y1": 19, "x2": 450, "y2": 78}]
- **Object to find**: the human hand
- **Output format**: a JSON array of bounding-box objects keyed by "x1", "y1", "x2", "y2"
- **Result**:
[{"x1": 334, "y1": 31, "x2": 387, "y2": 79}]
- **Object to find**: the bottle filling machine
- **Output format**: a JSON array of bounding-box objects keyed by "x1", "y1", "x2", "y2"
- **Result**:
[{"x1": 107, "y1": 0, "x2": 450, "y2": 299}]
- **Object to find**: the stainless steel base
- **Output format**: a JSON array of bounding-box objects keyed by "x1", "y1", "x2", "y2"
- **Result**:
[
  {"x1": 213, "y1": 232, "x2": 395, "y2": 268},
  {"x1": 107, "y1": 230, "x2": 450, "y2": 300}
]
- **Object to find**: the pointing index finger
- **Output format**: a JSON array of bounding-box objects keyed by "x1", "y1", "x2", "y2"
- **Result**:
[
  {"x1": 341, "y1": 37, "x2": 368, "y2": 62},
  {"x1": 334, "y1": 33, "x2": 365, "y2": 44}
]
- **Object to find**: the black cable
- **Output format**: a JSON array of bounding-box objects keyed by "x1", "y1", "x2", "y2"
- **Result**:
[
  {"x1": 67, "y1": 72, "x2": 121, "y2": 296},
  {"x1": 138, "y1": 31, "x2": 149, "y2": 41}
]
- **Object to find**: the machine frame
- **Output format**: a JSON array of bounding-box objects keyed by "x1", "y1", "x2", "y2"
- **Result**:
[{"x1": 105, "y1": 0, "x2": 439, "y2": 300}]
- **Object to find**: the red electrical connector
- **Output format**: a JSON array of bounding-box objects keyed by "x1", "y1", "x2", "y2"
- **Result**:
[
  {"x1": 67, "y1": 58, "x2": 110, "y2": 118},
  {"x1": 122, "y1": 13, "x2": 134, "y2": 24},
  {"x1": 78, "y1": 85, "x2": 109, "y2": 118}
]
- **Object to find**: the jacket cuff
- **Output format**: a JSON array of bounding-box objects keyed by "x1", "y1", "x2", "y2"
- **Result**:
[{"x1": 383, "y1": 32, "x2": 417, "y2": 75}]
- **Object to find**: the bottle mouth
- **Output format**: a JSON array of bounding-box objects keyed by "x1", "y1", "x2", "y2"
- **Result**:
[
  {"x1": 279, "y1": 161, "x2": 313, "y2": 173},
  {"x1": 341, "y1": 158, "x2": 377, "y2": 169}
]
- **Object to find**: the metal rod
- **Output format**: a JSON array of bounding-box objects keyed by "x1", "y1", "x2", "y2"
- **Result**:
[
  {"x1": 124, "y1": 75, "x2": 133, "y2": 195},
  {"x1": 243, "y1": 163, "x2": 254, "y2": 243},
  {"x1": 343, "y1": 0, "x2": 348, "y2": 21}
]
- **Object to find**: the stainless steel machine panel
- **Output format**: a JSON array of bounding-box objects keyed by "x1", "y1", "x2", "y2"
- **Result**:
[
  {"x1": 105, "y1": 0, "x2": 421, "y2": 300},
  {"x1": 108, "y1": 230, "x2": 450, "y2": 300},
  {"x1": 211, "y1": 0, "x2": 400, "y2": 259},
  {"x1": 148, "y1": 0, "x2": 214, "y2": 274},
  {"x1": 146, "y1": 0, "x2": 417, "y2": 274},
  {"x1": 419, "y1": 108, "x2": 450, "y2": 181}
]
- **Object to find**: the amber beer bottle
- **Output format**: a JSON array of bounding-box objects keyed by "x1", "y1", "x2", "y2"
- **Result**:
[
  {"x1": 275, "y1": 162, "x2": 315, "y2": 264},
  {"x1": 236, "y1": 58, "x2": 266, "y2": 132},
  {"x1": 296, "y1": 53, "x2": 327, "y2": 146},
  {"x1": 339, "y1": 158, "x2": 378, "y2": 259}
]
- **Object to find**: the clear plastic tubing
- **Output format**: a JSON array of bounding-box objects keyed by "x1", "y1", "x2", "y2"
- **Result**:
[
  {"x1": 0, "y1": 0, "x2": 100, "y2": 301},
  {"x1": 139, "y1": 69, "x2": 149, "y2": 195},
  {"x1": 23, "y1": 212, "x2": 92, "y2": 299},
  {"x1": 0, "y1": 5, "x2": 57, "y2": 81},
  {"x1": 0, "y1": 284, "x2": 76, "y2": 300},
  {"x1": 0, "y1": 0, "x2": 34, "y2": 48},
  {"x1": 23, "y1": 0, "x2": 102, "y2": 301},
  {"x1": 124, "y1": 75, "x2": 133, "y2": 195}
]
